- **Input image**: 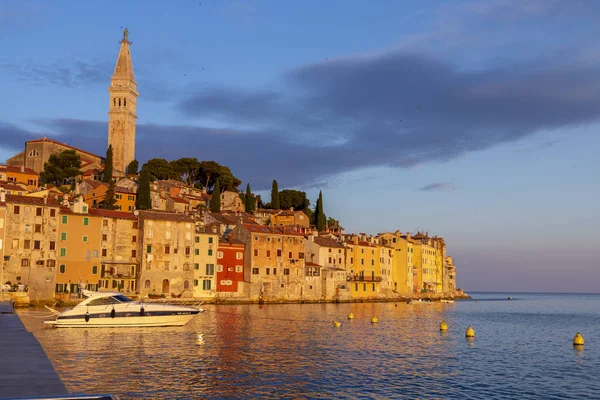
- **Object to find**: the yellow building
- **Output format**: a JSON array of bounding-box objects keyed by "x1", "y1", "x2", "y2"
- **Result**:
[
  {"x1": 192, "y1": 225, "x2": 219, "y2": 299},
  {"x1": 56, "y1": 198, "x2": 102, "y2": 296},
  {"x1": 115, "y1": 187, "x2": 136, "y2": 212},
  {"x1": 270, "y1": 210, "x2": 310, "y2": 228},
  {"x1": 344, "y1": 235, "x2": 381, "y2": 299},
  {"x1": 377, "y1": 232, "x2": 415, "y2": 296},
  {"x1": 412, "y1": 234, "x2": 438, "y2": 293}
]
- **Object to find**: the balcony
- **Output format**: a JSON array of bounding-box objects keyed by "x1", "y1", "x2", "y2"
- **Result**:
[{"x1": 348, "y1": 275, "x2": 383, "y2": 282}]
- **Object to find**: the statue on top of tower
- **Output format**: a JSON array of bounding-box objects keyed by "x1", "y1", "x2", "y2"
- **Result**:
[{"x1": 122, "y1": 28, "x2": 129, "y2": 43}]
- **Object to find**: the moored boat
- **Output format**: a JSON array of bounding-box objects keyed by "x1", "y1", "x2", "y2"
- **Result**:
[
  {"x1": 43, "y1": 290, "x2": 203, "y2": 328},
  {"x1": 441, "y1": 299, "x2": 455, "y2": 303}
]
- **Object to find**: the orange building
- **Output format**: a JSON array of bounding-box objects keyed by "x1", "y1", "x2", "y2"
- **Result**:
[{"x1": 0, "y1": 165, "x2": 39, "y2": 191}]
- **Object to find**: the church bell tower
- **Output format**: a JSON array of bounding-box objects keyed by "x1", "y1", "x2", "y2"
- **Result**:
[{"x1": 108, "y1": 28, "x2": 138, "y2": 176}]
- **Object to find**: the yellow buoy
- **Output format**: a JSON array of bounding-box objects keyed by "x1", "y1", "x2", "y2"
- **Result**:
[
  {"x1": 333, "y1": 321, "x2": 342, "y2": 328},
  {"x1": 465, "y1": 325, "x2": 475, "y2": 337},
  {"x1": 348, "y1": 312, "x2": 355, "y2": 320},
  {"x1": 371, "y1": 316, "x2": 378, "y2": 323},
  {"x1": 440, "y1": 321, "x2": 448, "y2": 331},
  {"x1": 573, "y1": 333, "x2": 584, "y2": 346}
]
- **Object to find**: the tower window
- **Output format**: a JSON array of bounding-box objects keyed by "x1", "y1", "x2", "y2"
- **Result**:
[
  {"x1": 118, "y1": 98, "x2": 121, "y2": 106},
  {"x1": 124, "y1": 98, "x2": 126, "y2": 107},
  {"x1": 113, "y1": 98, "x2": 116, "y2": 107}
]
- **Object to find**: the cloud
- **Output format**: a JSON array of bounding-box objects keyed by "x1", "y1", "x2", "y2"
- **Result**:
[{"x1": 420, "y1": 183, "x2": 451, "y2": 192}]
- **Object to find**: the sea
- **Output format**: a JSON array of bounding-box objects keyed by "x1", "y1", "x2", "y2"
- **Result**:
[{"x1": 18, "y1": 293, "x2": 600, "y2": 399}]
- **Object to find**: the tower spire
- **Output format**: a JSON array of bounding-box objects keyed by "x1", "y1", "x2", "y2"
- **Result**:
[{"x1": 108, "y1": 29, "x2": 138, "y2": 176}]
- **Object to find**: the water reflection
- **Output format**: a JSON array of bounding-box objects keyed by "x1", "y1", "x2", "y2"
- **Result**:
[{"x1": 18, "y1": 295, "x2": 600, "y2": 399}]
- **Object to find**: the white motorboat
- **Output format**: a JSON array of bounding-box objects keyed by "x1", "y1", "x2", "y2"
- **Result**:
[
  {"x1": 43, "y1": 290, "x2": 203, "y2": 328},
  {"x1": 441, "y1": 299, "x2": 455, "y2": 303},
  {"x1": 407, "y1": 299, "x2": 433, "y2": 305}
]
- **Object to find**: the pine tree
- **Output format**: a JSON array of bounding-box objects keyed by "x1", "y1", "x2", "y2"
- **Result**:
[
  {"x1": 245, "y1": 183, "x2": 255, "y2": 213},
  {"x1": 315, "y1": 191, "x2": 326, "y2": 231},
  {"x1": 103, "y1": 145, "x2": 113, "y2": 183},
  {"x1": 136, "y1": 168, "x2": 152, "y2": 210},
  {"x1": 210, "y1": 179, "x2": 221, "y2": 212},
  {"x1": 271, "y1": 180, "x2": 280, "y2": 209},
  {"x1": 126, "y1": 160, "x2": 139, "y2": 175},
  {"x1": 99, "y1": 181, "x2": 117, "y2": 210}
]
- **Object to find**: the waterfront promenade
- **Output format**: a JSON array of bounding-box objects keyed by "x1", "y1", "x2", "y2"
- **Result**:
[{"x1": 0, "y1": 301, "x2": 68, "y2": 398}]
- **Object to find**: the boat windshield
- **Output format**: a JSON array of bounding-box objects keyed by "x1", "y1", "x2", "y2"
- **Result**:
[
  {"x1": 85, "y1": 295, "x2": 133, "y2": 306},
  {"x1": 112, "y1": 295, "x2": 133, "y2": 303}
]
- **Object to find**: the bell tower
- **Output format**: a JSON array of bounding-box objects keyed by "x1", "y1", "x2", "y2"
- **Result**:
[{"x1": 108, "y1": 28, "x2": 138, "y2": 176}]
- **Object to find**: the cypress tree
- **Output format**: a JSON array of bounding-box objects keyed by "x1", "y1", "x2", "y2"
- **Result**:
[
  {"x1": 245, "y1": 183, "x2": 255, "y2": 213},
  {"x1": 210, "y1": 179, "x2": 221, "y2": 212},
  {"x1": 271, "y1": 180, "x2": 280, "y2": 209},
  {"x1": 99, "y1": 181, "x2": 117, "y2": 210},
  {"x1": 136, "y1": 168, "x2": 152, "y2": 210},
  {"x1": 315, "y1": 191, "x2": 326, "y2": 231},
  {"x1": 103, "y1": 145, "x2": 113, "y2": 182}
]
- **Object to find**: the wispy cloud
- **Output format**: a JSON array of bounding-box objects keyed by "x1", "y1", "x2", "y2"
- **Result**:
[{"x1": 420, "y1": 182, "x2": 452, "y2": 192}]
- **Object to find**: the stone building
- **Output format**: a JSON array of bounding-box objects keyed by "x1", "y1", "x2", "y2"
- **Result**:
[
  {"x1": 96, "y1": 209, "x2": 140, "y2": 294},
  {"x1": 232, "y1": 224, "x2": 307, "y2": 301},
  {"x1": 271, "y1": 210, "x2": 310, "y2": 228},
  {"x1": 108, "y1": 29, "x2": 138, "y2": 176},
  {"x1": 2, "y1": 193, "x2": 60, "y2": 300},
  {"x1": 56, "y1": 198, "x2": 102, "y2": 297},
  {"x1": 444, "y1": 256, "x2": 457, "y2": 293},
  {"x1": 138, "y1": 211, "x2": 195, "y2": 298},
  {"x1": 220, "y1": 191, "x2": 245, "y2": 212}
]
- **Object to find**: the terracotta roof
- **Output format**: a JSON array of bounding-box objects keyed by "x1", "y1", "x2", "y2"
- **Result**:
[
  {"x1": 313, "y1": 236, "x2": 345, "y2": 249},
  {"x1": 59, "y1": 206, "x2": 102, "y2": 217},
  {"x1": 116, "y1": 186, "x2": 136, "y2": 194},
  {"x1": 0, "y1": 164, "x2": 38, "y2": 175},
  {"x1": 85, "y1": 180, "x2": 108, "y2": 189},
  {"x1": 240, "y1": 224, "x2": 305, "y2": 237},
  {"x1": 218, "y1": 238, "x2": 246, "y2": 247},
  {"x1": 344, "y1": 239, "x2": 378, "y2": 248},
  {"x1": 26, "y1": 137, "x2": 103, "y2": 160},
  {"x1": 90, "y1": 209, "x2": 138, "y2": 220},
  {"x1": 208, "y1": 212, "x2": 237, "y2": 225},
  {"x1": 5, "y1": 194, "x2": 60, "y2": 206},
  {"x1": 138, "y1": 210, "x2": 194, "y2": 222},
  {"x1": 305, "y1": 262, "x2": 322, "y2": 267},
  {"x1": 0, "y1": 182, "x2": 28, "y2": 191},
  {"x1": 169, "y1": 196, "x2": 189, "y2": 204}
]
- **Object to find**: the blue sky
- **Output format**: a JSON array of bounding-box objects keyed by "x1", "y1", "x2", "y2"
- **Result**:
[{"x1": 1, "y1": 0, "x2": 599, "y2": 292}]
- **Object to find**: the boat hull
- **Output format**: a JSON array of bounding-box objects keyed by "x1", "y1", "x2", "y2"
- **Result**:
[{"x1": 44, "y1": 313, "x2": 197, "y2": 328}]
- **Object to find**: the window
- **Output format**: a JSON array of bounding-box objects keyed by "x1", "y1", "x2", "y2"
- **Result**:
[
  {"x1": 82, "y1": 206, "x2": 88, "y2": 213},
  {"x1": 82, "y1": 236, "x2": 88, "y2": 242},
  {"x1": 36, "y1": 207, "x2": 42, "y2": 216},
  {"x1": 288, "y1": 252, "x2": 292, "y2": 258},
  {"x1": 217, "y1": 265, "x2": 223, "y2": 272},
  {"x1": 184, "y1": 280, "x2": 190, "y2": 290},
  {"x1": 273, "y1": 268, "x2": 277, "y2": 275},
  {"x1": 194, "y1": 263, "x2": 199, "y2": 270},
  {"x1": 194, "y1": 249, "x2": 199, "y2": 256},
  {"x1": 183, "y1": 263, "x2": 190, "y2": 271},
  {"x1": 208, "y1": 249, "x2": 213, "y2": 256},
  {"x1": 14, "y1": 205, "x2": 20, "y2": 214},
  {"x1": 34, "y1": 240, "x2": 41, "y2": 250},
  {"x1": 236, "y1": 265, "x2": 242, "y2": 273},
  {"x1": 206, "y1": 264, "x2": 215, "y2": 275},
  {"x1": 60, "y1": 232, "x2": 67, "y2": 241},
  {"x1": 50, "y1": 209, "x2": 56, "y2": 217},
  {"x1": 254, "y1": 249, "x2": 258, "y2": 257},
  {"x1": 62, "y1": 215, "x2": 68, "y2": 224},
  {"x1": 361, "y1": 259, "x2": 364, "y2": 265},
  {"x1": 24, "y1": 240, "x2": 31, "y2": 249},
  {"x1": 195, "y1": 236, "x2": 200, "y2": 243},
  {"x1": 60, "y1": 248, "x2": 66, "y2": 257},
  {"x1": 47, "y1": 260, "x2": 56, "y2": 268},
  {"x1": 252, "y1": 268, "x2": 259, "y2": 274},
  {"x1": 132, "y1": 221, "x2": 138, "y2": 229},
  {"x1": 186, "y1": 247, "x2": 191, "y2": 256},
  {"x1": 21, "y1": 259, "x2": 30, "y2": 267},
  {"x1": 266, "y1": 268, "x2": 270, "y2": 275},
  {"x1": 165, "y1": 246, "x2": 170, "y2": 254},
  {"x1": 147, "y1": 245, "x2": 152, "y2": 253},
  {"x1": 59, "y1": 264, "x2": 66, "y2": 274},
  {"x1": 132, "y1": 236, "x2": 137, "y2": 243},
  {"x1": 83, "y1": 217, "x2": 89, "y2": 226},
  {"x1": 102, "y1": 249, "x2": 107, "y2": 257},
  {"x1": 202, "y1": 280, "x2": 211, "y2": 291},
  {"x1": 131, "y1": 250, "x2": 137, "y2": 258},
  {"x1": 103, "y1": 219, "x2": 109, "y2": 227},
  {"x1": 217, "y1": 251, "x2": 223, "y2": 259},
  {"x1": 277, "y1": 249, "x2": 282, "y2": 257},
  {"x1": 208, "y1": 237, "x2": 213, "y2": 244},
  {"x1": 93, "y1": 250, "x2": 98, "y2": 258},
  {"x1": 144, "y1": 280, "x2": 151, "y2": 289},
  {"x1": 50, "y1": 241, "x2": 56, "y2": 250},
  {"x1": 266, "y1": 250, "x2": 271, "y2": 258},
  {"x1": 28, "y1": 149, "x2": 40, "y2": 157},
  {"x1": 236, "y1": 252, "x2": 243, "y2": 260},
  {"x1": 164, "y1": 261, "x2": 170, "y2": 270},
  {"x1": 283, "y1": 268, "x2": 290, "y2": 275},
  {"x1": 92, "y1": 265, "x2": 98, "y2": 274},
  {"x1": 35, "y1": 224, "x2": 42, "y2": 233},
  {"x1": 194, "y1": 279, "x2": 199, "y2": 286},
  {"x1": 371, "y1": 260, "x2": 374, "y2": 266}
]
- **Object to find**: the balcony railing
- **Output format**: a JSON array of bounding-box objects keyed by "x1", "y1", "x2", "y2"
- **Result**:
[{"x1": 348, "y1": 275, "x2": 383, "y2": 282}]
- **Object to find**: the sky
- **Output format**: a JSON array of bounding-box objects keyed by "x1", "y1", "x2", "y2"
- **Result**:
[{"x1": 1, "y1": 0, "x2": 599, "y2": 292}]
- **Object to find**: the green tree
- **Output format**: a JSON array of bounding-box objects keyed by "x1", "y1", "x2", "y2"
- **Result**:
[
  {"x1": 102, "y1": 145, "x2": 113, "y2": 183},
  {"x1": 210, "y1": 179, "x2": 221, "y2": 212},
  {"x1": 245, "y1": 183, "x2": 255, "y2": 213},
  {"x1": 144, "y1": 158, "x2": 176, "y2": 180},
  {"x1": 99, "y1": 181, "x2": 117, "y2": 210},
  {"x1": 197, "y1": 161, "x2": 241, "y2": 191},
  {"x1": 315, "y1": 191, "x2": 326, "y2": 231},
  {"x1": 271, "y1": 180, "x2": 280, "y2": 209},
  {"x1": 327, "y1": 217, "x2": 340, "y2": 227},
  {"x1": 126, "y1": 160, "x2": 139, "y2": 175},
  {"x1": 40, "y1": 150, "x2": 82, "y2": 187},
  {"x1": 136, "y1": 168, "x2": 152, "y2": 210},
  {"x1": 170, "y1": 157, "x2": 200, "y2": 185},
  {"x1": 279, "y1": 190, "x2": 309, "y2": 211}
]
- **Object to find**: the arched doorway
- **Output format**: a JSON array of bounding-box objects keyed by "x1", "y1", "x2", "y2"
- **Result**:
[{"x1": 162, "y1": 279, "x2": 170, "y2": 294}]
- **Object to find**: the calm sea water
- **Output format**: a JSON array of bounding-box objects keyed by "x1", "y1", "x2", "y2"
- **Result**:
[{"x1": 19, "y1": 293, "x2": 600, "y2": 399}]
